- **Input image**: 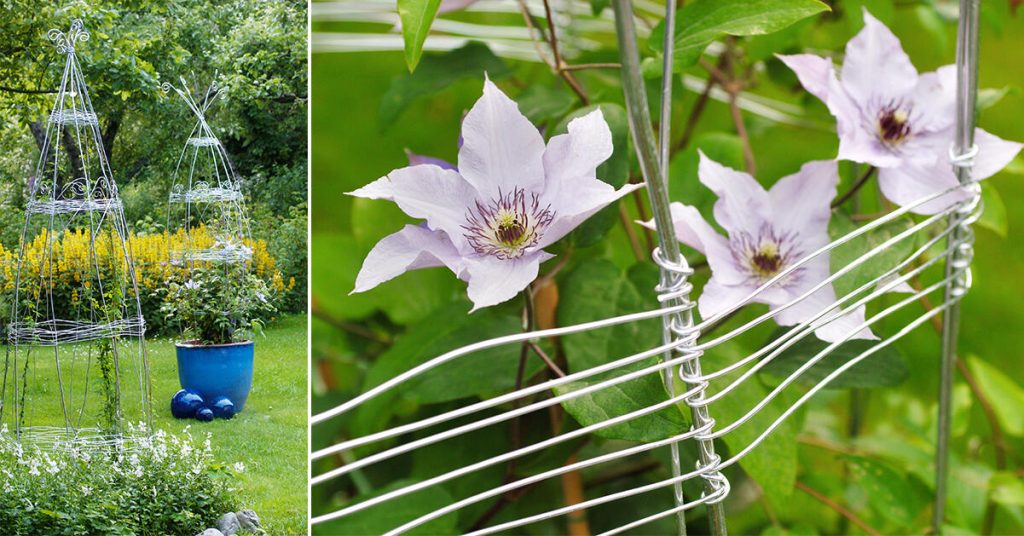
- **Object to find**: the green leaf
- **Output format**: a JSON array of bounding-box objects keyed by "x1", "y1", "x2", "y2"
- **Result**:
[
  {"x1": 555, "y1": 376, "x2": 688, "y2": 442},
  {"x1": 990, "y1": 472, "x2": 1024, "y2": 506},
  {"x1": 553, "y1": 103, "x2": 632, "y2": 248},
  {"x1": 967, "y1": 355, "x2": 1024, "y2": 436},
  {"x1": 759, "y1": 328, "x2": 909, "y2": 389},
  {"x1": 378, "y1": 42, "x2": 510, "y2": 129},
  {"x1": 316, "y1": 478, "x2": 458, "y2": 535},
  {"x1": 555, "y1": 261, "x2": 688, "y2": 442},
  {"x1": 978, "y1": 181, "x2": 1008, "y2": 238},
  {"x1": 590, "y1": 0, "x2": 610, "y2": 15},
  {"x1": 844, "y1": 455, "x2": 927, "y2": 527},
  {"x1": 398, "y1": 0, "x2": 442, "y2": 72},
  {"x1": 649, "y1": 0, "x2": 831, "y2": 68},
  {"x1": 353, "y1": 303, "x2": 537, "y2": 436},
  {"x1": 703, "y1": 343, "x2": 800, "y2": 504},
  {"x1": 515, "y1": 85, "x2": 576, "y2": 126},
  {"x1": 828, "y1": 213, "x2": 917, "y2": 299},
  {"x1": 558, "y1": 260, "x2": 661, "y2": 372}
]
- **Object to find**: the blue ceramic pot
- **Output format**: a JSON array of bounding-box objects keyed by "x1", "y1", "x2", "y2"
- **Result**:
[{"x1": 175, "y1": 340, "x2": 254, "y2": 412}]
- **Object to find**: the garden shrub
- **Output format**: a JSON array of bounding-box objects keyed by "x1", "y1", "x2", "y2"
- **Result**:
[
  {"x1": 0, "y1": 424, "x2": 242, "y2": 535},
  {"x1": 0, "y1": 225, "x2": 295, "y2": 335}
]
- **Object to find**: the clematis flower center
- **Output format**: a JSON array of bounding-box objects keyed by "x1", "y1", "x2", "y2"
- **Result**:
[
  {"x1": 876, "y1": 104, "x2": 912, "y2": 145},
  {"x1": 464, "y1": 188, "x2": 554, "y2": 260},
  {"x1": 732, "y1": 226, "x2": 803, "y2": 284}
]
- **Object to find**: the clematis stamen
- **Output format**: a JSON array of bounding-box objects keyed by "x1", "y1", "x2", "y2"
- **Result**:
[
  {"x1": 877, "y1": 102, "x2": 912, "y2": 146},
  {"x1": 463, "y1": 188, "x2": 554, "y2": 260},
  {"x1": 731, "y1": 226, "x2": 804, "y2": 285}
]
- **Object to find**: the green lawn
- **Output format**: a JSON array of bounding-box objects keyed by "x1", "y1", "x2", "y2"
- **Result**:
[
  {"x1": 5, "y1": 314, "x2": 308, "y2": 534},
  {"x1": 151, "y1": 314, "x2": 309, "y2": 534}
]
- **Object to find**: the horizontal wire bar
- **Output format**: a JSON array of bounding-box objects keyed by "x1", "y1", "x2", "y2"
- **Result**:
[
  {"x1": 314, "y1": 382, "x2": 708, "y2": 512},
  {"x1": 709, "y1": 268, "x2": 961, "y2": 442},
  {"x1": 383, "y1": 433, "x2": 724, "y2": 535},
  {"x1": 311, "y1": 354, "x2": 708, "y2": 483},
  {"x1": 465, "y1": 473, "x2": 726, "y2": 536},
  {"x1": 310, "y1": 303, "x2": 691, "y2": 424},
  {"x1": 311, "y1": 338, "x2": 683, "y2": 460},
  {"x1": 719, "y1": 297, "x2": 953, "y2": 471},
  {"x1": 312, "y1": 420, "x2": 713, "y2": 527}
]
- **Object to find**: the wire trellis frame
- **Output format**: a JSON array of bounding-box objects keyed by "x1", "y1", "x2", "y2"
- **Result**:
[
  {"x1": 310, "y1": 0, "x2": 985, "y2": 533},
  {"x1": 163, "y1": 76, "x2": 253, "y2": 270},
  {"x1": 0, "y1": 20, "x2": 153, "y2": 451}
]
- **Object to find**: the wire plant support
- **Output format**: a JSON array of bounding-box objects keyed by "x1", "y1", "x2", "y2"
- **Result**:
[
  {"x1": 0, "y1": 20, "x2": 153, "y2": 451},
  {"x1": 163, "y1": 76, "x2": 253, "y2": 279},
  {"x1": 310, "y1": 0, "x2": 987, "y2": 533}
]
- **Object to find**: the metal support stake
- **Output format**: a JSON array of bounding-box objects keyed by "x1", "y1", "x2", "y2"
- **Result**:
[
  {"x1": 612, "y1": 1, "x2": 728, "y2": 534},
  {"x1": 935, "y1": 0, "x2": 980, "y2": 531}
]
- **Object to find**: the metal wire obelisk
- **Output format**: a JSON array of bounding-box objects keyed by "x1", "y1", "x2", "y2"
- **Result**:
[
  {"x1": 935, "y1": 0, "x2": 981, "y2": 530},
  {"x1": 1, "y1": 20, "x2": 152, "y2": 448},
  {"x1": 163, "y1": 77, "x2": 252, "y2": 277}
]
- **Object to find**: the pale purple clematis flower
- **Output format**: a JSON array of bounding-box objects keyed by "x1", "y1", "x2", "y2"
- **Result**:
[
  {"x1": 351, "y1": 79, "x2": 642, "y2": 310},
  {"x1": 643, "y1": 154, "x2": 873, "y2": 342},
  {"x1": 779, "y1": 10, "x2": 1022, "y2": 214},
  {"x1": 183, "y1": 280, "x2": 200, "y2": 290}
]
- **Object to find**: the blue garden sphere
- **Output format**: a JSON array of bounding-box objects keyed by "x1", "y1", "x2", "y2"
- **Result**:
[
  {"x1": 171, "y1": 389, "x2": 204, "y2": 419},
  {"x1": 211, "y1": 396, "x2": 236, "y2": 420},
  {"x1": 196, "y1": 407, "x2": 215, "y2": 422}
]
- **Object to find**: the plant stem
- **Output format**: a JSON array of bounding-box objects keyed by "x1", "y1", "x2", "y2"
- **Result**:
[
  {"x1": 561, "y1": 62, "x2": 621, "y2": 71},
  {"x1": 515, "y1": 0, "x2": 590, "y2": 104},
  {"x1": 672, "y1": 73, "x2": 716, "y2": 156},
  {"x1": 832, "y1": 167, "x2": 877, "y2": 209},
  {"x1": 619, "y1": 202, "x2": 647, "y2": 262},
  {"x1": 795, "y1": 480, "x2": 882, "y2": 536}
]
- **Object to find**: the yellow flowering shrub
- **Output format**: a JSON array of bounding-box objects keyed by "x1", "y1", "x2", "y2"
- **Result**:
[{"x1": 0, "y1": 225, "x2": 294, "y2": 334}]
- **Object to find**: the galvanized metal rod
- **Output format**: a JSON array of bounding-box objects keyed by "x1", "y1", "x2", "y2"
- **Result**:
[
  {"x1": 612, "y1": 0, "x2": 728, "y2": 533},
  {"x1": 658, "y1": 0, "x2": 690, "y2": 534},
  {"x1": 935, "y1": 0, "x2": 980, "y2": 530}
]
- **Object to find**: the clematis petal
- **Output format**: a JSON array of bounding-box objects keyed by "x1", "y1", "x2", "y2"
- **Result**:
[
  {"x1": 841, "y1": 10, "x2": 918, "y2": 105},
  {"x1": 640, "y1": 203, "x2": 746, "y2": 285},
  {"x1": 386, "y1": 164, "x2": 479, "y2": 250},
  {"x1": 541, "y1": 108, "x2": 614, "y2": 213},
  {"x1": 458, "y1": 79, "x2": 546, "y2": 198},
  {"x1": 909, "y1": 65, "x2": 957, "y2": 133},
  {"x1": 537, "y1": 182, "x2": 642, "y2": 249},
  {"x1": 348, "y1": 175, "x2": 395, "y2": 201},
  {"x1": 352, "y1": 224, "x2": 463, "y2": 293},
  {"x1": 768, "y1": 160, "x2": 838, "y2": 237},
  {"x1": 772, "y1": 259, "x2": 876, "y2": 341},
  {"x1": 463, "y1": 251, "x2": 554, "y2": 311},
  {"x1": 877, "y1": 164, "x2": 970, "y2": 215},
  {"x1": 971, "y1": 128, "x2": 1024, "y2": 180},
  {"x1": 697, "y1": 152, "x2": 771, "y2": 237},
  {"x1": 778, "y1": 53, "x2": 898, "y2": 168},
  {"x1": 405, "y1": 149, "x2": 457, "y2": 170},
  {"x1": 697, "y1": 278, "x2": 752, "y2": 321},
  {"x1": 776, "y1": 53, "x2": 833, "y2": 103}
]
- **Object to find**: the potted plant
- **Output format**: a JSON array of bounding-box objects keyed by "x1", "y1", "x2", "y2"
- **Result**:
[{"x1": 161, "y1": 266, "x2": 277, "y2": 416}]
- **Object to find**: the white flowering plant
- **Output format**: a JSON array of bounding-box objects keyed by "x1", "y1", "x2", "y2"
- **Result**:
[
  {"x1": 160, "y1": 266, "x2": 278, "y2": 345},
  {"x1": 0, "y1": 424, "x2": 243, "y2": 535}
]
